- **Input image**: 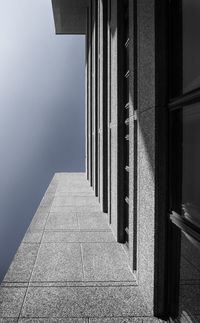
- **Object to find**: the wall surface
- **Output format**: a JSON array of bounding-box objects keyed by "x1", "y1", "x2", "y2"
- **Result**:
[
  {"x1": 86, "y1": 0, "x2": 157, "y2": 314},
  {"x1": 0, "y1": 0, "x2": 85, "y2": 282},
  {"x1": 137, "y1": 0, "x2": 155, "y2": 312}
]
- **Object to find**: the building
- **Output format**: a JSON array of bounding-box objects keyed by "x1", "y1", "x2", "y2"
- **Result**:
[
  {"x1": 0, "y1": 1, "x2": 199, "y2": 322},
  {"x1": 52, "y1": 0, "x2": 200, "y2": 321}
]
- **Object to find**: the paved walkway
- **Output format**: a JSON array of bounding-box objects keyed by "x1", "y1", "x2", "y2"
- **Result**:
[{"x1": 0, "y1": 173, "x2": 162, "y2": 322}]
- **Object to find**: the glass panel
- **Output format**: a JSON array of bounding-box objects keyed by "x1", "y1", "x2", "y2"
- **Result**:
[
  {"x1": 179, "y1": 231, "x2": 200, "y2": 320},
  {"x1": 183, "y1": 0, "x2": 200, "y2": 93},
  {"x1": 182, "y1": 104, "x2": 200, "y2": 227}
]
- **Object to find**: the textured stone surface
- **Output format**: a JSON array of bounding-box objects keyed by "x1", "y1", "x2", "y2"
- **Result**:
[
  {"x1": 82, "y1": 243, "x2": 135, "y2": 281},
  {"x1": 110, "y1": 124, "x2": 118, "y2": 240},
  {"x1": 137, "y1": 108, "x2": 155, "y2": 311},
  {"x1": 0, "y1": 173, "x2": 155, "y2": 320},
  {"x1": 42, "y1": 231, "x2": 115, "y2": 243},
  {"x1": 56, "y1": 191, "x2": 94, "y2": 196},
  {"x1": 89, "y1": 319, "x2": 164, "y2": 323},
  {"x1": 21, "y1": 286, "x2": 150, "y2": 318},
  {"x1": 3, "y1": 243, "x2": 39, "y2": 282},
  {"x1": 22, "y1": 231, "x2": 43, "y2": 243},
  {"x1": 45, "y1": 212, "x2": 78, "y2": 230},
  {"x1": 39, "y1": 194, "x2": 55, "y2": 207},
  {"x1": 77, "y1": 212, "x2": 109, "y2": 230},
  {"x1": 28, "y1": 207, "x2": 50, "y2": 231},
  {"x1": 89, "y1": 319, "x2": 143, "y2": 323},
  {"x1": 0, "y1": 319, "x2": 18, "y2": 323},
  {"x1": 50, "y1": 205, "x2": 77, "y2": 213},
  {"x1": 0, "y1": 287, "x2": 26, "y2": 317},
  {"x1": 76, "y1": 205, "x2": 101, "y2": 212},
  {"x1": 31, "y1": 243, "x2": 83, "y2": 282},
  {"x1": 19, "y1": 319, "x2": 86, "y2": 322},
  {"x1": 138, "y1": 0, "x2": 155, "y2": 112}
]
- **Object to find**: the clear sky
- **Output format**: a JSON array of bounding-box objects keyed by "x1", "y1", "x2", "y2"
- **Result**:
[{"x1": 0, "y1": 0, "x2": 85, "y2": 282}]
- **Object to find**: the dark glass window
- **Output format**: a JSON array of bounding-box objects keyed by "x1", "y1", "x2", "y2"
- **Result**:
[
  {"x1": 179, "y1": 232, "x2": 200, "y2": 320},
  {"x1": 168, "y1": 0, "x2": 200, "y2": 318},
  {"x1": 170, "y1": 0, "x2": 200, "y2": 98},
  {"x1": 182, "y1": 104, "x2": 200, "y2": 227},
  {"x1": 183, "y1": 0, "x2": 200, "y2": 93}
]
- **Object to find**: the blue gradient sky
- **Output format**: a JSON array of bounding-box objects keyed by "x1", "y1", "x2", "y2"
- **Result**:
[{"x1": 0, "y1": 0, "x2": 85, "y2": 282}]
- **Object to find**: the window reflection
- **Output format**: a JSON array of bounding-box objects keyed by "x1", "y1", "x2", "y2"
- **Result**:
[
  {"x1": 182, "y1": 104, "x2": 200, "y2": 227},
  {"x1": 179, "y1": 232, "x2": 200, "y2": 320},
  {"x1": 183, "y1": 0, "x2": 200, "y2": 93}
]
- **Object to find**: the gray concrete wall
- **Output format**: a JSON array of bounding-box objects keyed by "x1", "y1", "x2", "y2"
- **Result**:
[
  {"x1": 109, "y1": 0, "x2": 119, "y2": 240},
  {"x1": 137, "y1": 0, "x2": 155, "y2": 313},
  {"x1": 86, "y1": 0, "x2": 157, "y2": 314},
  {"x1": 91, "y1": 0, "x2": 98, "y2": 195},
  {"x1": 52, "y1": 0, "x2": 89, "y2": 34},
  {"x1": 128, "y1": 0, "x2": 136, "y2": 272}
]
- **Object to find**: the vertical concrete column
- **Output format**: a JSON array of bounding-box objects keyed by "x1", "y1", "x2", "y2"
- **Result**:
[
  {"x1": 137, "y1": 0, "x2": 155, "y2": 314},
  {"x1": 127, "y1": 0, "x2": 137, "y2": 271},
  {"x1": 97, "y1": 0, "x2": 108, "y2": 212},
  {"x1": 91, "y1": 0, "x2": 98, "y2": 195},
  {"x1": 109, "y1": 0, "x2": 118, "y2": 240},
  {"x1": 109, "y1": 0, "x2": 125, "y2": 241},
  {"x1": 97, "y1": 0, "x2": 101, "y2": 203},
  {"x1": 107, "y1": 0, "x2": 111, "y2": 219},
  {"x1": 86, "y1": 5, "x2": 92, "y2": 183}
]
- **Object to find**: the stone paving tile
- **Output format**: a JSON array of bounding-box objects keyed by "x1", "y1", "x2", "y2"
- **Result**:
[
  {"x1": 75, "y1": 197, "x2": 99, "y2": 206},
  {"x1": 31, "y1": 243, "x2": 83, "y2": 282},
  {"x1": 55, "y1": 172, "x2": 85, "y2": 179},
  {"x1": 82, "y1": 243, "x2": 135, "y2": 281},
  {"x1": 39, "y1": 195, "x2": 55, "y2": 207},
  {"x1": 142, "y1": 319, "x2": 162, "y2": 322},
  {"x1": 42, "y1": 231, "x2": 116, "y2": 243},
  {"x1": 76, "y1": 206, "x2": 101, "y2": 213},
  {"x1": 28, "y1": 209, "x2": 50, "y2": 231},
  {"x1": 50, "y1": 206, "x2": 77, "y2": 213},
  {"x1": 88, "y1": 318, "x2": 143, "y2": 322},
  {"x1": 0, "y1": 173, "x2": 153, "y2": 321},
  {"x1": 59, "y1": 184, "x2": 90, "y2": 189},
  {"x1": 52, "y1": 196, "x2": 99, "y2": 207},
  {"x1": 21, "y1": 286, "x2": 150, "y2": 318},
  {"x1": 77, "y1": 213, "x2": 109, "y2": 230},
  {"x1": 34, "y1": 206, "x2": 51, "y2": 216},
  {"x1": 51, "y1": 196, "x2": 77, "y2": 207},
  {"x1": 45, "y1": 212, "x2": 78, "y2": 230},
  {"x1": 3, "y1": 243, "x2": 39, "y2": 282},
  {"x1": 0, "y1": 287, "x2": 26, "y2": 318},
  {"x1": 55, "y1": 191, "x2": 94, "y2": 196},
  {"x1": 89, "y1": 319, "x2": 163, "y2": 323},
  {"x1": 22, "y1": 231, "x2": 43, "y2": 243},
  {"x1": 56, "y1": 184, "x2": 91, "y2": 194},
  {"x1": 19, "y1": 319, "x2": 87, "y2": 322}
]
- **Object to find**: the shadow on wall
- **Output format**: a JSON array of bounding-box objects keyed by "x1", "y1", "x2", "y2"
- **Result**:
[{"x1": 0, "y1": 0, "x2": 85, "y2": 283}]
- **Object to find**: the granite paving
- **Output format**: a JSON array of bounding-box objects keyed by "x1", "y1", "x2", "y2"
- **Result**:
[{"x1": 0, "y1": 173, "x2": 161, "y2": 322}]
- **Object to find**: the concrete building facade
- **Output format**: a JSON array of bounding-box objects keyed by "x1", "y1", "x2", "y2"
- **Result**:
[
  {"x1": 0, "y1": 1, "x2": 199, "y2": 322},
  {"x1": 52, "y1": 0, "x2": 200, "y2": 321}
]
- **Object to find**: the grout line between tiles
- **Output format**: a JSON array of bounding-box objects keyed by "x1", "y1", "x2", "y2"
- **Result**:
[
  {"x1": 76, "y1": 212, "x2": 80, "y2": 230},
  {"x1": 80, "y1": 243, "x2": 85, "y2": 280},
  {"x1": 43, "y1": 229, "x2": 111, "y2": 232},
  {"x1": 36, "y1": 241, "x2": 117, "y2": 244}
]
